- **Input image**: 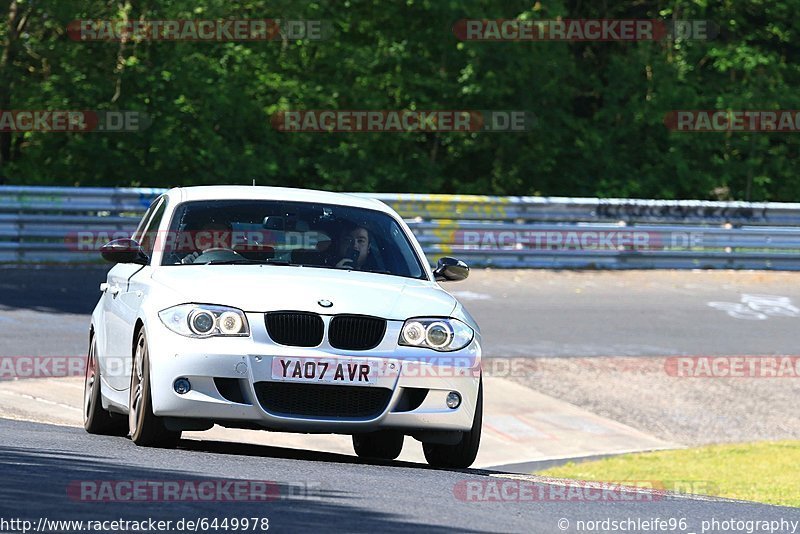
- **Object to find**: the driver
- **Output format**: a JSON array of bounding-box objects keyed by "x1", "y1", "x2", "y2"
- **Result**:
[
  {"x1": 334, "y1": 225, "x2": 380, "y2": 271},
  {"x1": 181, "y1": 220, "x2": 232, "y2": 264}
]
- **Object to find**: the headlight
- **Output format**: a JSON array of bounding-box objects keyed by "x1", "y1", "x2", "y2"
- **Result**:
[
  {"x1": 159, "y1": 304, "x2": 250, "y2": 338},
  {"x1": 189, "y1": 310, "x2": 215, "y2": 335},
  {"x1": 399, "y1": 318, "x2": 474, "y2": 352}
]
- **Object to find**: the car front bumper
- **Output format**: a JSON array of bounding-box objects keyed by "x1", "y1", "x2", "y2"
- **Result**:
[{"x1": 146, "y1": 313, "x2": 481, "y2": 435}]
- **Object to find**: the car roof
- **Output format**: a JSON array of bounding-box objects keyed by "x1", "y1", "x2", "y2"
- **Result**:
[{"x1": 166, "y1": 186, "x2": 391, "y2": 213}]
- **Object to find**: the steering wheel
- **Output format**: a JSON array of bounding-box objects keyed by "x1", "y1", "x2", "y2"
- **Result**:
[{"x1": 191, "y1": 247, "x2": 243, "y2": 263}]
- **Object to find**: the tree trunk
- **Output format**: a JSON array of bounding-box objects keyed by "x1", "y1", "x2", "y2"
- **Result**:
[{"x1": 0, "y1": 0, "x2": 22, "y2": 184}]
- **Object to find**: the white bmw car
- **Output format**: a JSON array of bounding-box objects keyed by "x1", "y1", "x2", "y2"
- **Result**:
[{"x1": 84, "y1": 186, "x2": 482, "y2": 468}]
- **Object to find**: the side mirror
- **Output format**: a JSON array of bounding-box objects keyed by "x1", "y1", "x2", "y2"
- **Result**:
[
  {"x1": 433, "y1": 256, "x2": 469, "y2": 282},
  {"x1": 100, "y1": 238, "x2": 149, "y2": 265}
]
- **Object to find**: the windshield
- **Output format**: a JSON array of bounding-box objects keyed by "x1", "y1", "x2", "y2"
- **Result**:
[{"x1": 160, "y1": 199, "x2": 427, "y2": 280}]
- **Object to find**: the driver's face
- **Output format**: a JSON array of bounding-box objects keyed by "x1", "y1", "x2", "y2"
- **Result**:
[{"x1": 340, "y1": 227, "x2": 370, "y2": 264}]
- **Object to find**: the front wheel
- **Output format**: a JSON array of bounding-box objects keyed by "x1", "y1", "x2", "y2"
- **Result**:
[
  {"x1": 352, "y1": 430, "x2": 404, "y2": 461},
  {"x1": 83, "y1": 335, "x2": 127, "y2": 436},
  {"x1": 423, "y1": 380, "x2": 482, "y2": 469},
  {"x1": 129, "y1": 330, "x2": 181, "y2": 448}
]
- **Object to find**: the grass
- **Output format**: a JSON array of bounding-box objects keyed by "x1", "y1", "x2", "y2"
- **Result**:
[{"x1": 537, "y1": 441, "x2": 800, "y2": 508}]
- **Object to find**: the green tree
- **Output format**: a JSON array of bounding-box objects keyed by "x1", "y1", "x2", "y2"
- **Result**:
[{"x1": 2, "y1": 0, "x2": 800, "y2": 201}]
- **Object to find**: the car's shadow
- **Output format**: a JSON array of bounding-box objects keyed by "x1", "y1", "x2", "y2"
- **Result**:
[
  {"x1": 177, "y1": 437, "x2": 503, "y2": 476},
  {"x1": 0, "y1": 425, "x2": 487, "y2": 533}
]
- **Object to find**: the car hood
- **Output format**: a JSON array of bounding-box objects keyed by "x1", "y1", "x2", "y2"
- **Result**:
[{"x1": 150, "y1": 265, "x2": 457, "y2": 320}]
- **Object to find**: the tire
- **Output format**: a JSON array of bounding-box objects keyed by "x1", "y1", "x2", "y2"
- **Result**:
[
  {"x1": 129, "y1": 330, "x2": 182, "y2": 448},
  {"x1": 352, "y1": 430, "x2": 404, "y2": 461},
  {"x1": 423, "y1": 379, "x2": 483, "y2": 469},
  {"x1": 83, "y1": 335, "x2": 127, "y2": 436}
]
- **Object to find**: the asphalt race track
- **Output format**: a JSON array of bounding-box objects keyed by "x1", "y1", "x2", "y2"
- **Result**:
[
  {"x1": 1, "y1": 266, "x2": 800, "y2": 532},
  {"x1": 3, "y1": 266, "x2": 800, "y2": 358},
  {"x1": 1, "y1": 418, "x2": 799, "y2": 533}
]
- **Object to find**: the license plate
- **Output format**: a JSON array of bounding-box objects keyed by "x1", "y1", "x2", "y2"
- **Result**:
[{"x1": 271, "y1": 357, "x2": 381, "y2": 386}]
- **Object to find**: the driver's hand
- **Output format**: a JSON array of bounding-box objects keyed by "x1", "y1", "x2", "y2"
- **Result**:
[
  {"x1": 181, "y1": 251, "x2": 200, "y2": 264},
  {"x1": 335, "y1": 258, "x2": 353, "y2": 269}
]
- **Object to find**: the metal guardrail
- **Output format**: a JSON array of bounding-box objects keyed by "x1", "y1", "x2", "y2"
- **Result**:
[
  {"x1": 363, "y1": 193, "x2": 800, "y2": 225},
  {"x1": 2, "y1": 186, "x2": 800, "y2": 269}
]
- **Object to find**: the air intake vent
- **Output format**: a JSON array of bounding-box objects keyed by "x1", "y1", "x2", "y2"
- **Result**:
[
  {"x1": 254, "y1": 382, "x2": 392, "y2": 419},
  {"x1": 329, "y1": 315, "x2": 387, "y2": 350},
  {"x1": 213, "y1": 378, "x2": 250, "y2": 405},
  {"x1": 265, "y1": 312, "x2": 324, "y2": 347}
]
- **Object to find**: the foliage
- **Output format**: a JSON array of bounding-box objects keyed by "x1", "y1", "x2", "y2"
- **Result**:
[{"x1": 1, "y1": 0, "x2": 799, "y2": 200}]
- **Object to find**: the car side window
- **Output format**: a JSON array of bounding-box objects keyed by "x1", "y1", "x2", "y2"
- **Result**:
[
  {"x1": 139, "y1": 197, "x2": 167, "y2": 261},
  {"x1": 132, "y1": 196, "x2": 162, "y2": 243}
]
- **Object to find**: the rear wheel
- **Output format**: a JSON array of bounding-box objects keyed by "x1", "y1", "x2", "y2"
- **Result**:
[
  {"x1": 423, "y1": 380, "x2": 482, "y2": 469},
  {"x1": 352, "y1": 430, "x2": 404, "y2": 461},
  {"x1": 83, "y1": 335, "x2": 127, "y2": 435},
  {"x1": 129, "y1": 330, "x2": 181, "y2": 448}
]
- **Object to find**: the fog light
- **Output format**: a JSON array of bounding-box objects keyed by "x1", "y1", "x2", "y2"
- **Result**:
[
  {"x1": 446, "y1": 391, "x2": 461, "y2": 409},
  {"x1": 174, "y1": 378, "x2": 191, "y2": 395}
]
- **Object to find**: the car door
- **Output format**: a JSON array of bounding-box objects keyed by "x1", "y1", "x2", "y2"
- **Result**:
[{"x1": 101, "y1": 196, "x2": 166, "y2": 391}]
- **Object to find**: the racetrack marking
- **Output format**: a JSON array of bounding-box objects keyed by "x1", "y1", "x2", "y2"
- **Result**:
[
  {"x1": 708, "y1": 294, "x2": 800, "y2": 320},
  {"x1": 0, "y1": 413, "x2": 81, "y2": 428},
  {"x1": 0, "y1": 389, "x2": 81, "y2": 412},
  {"x1": 449, "y1": 290, "x2": 492, "y2": 300}
]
